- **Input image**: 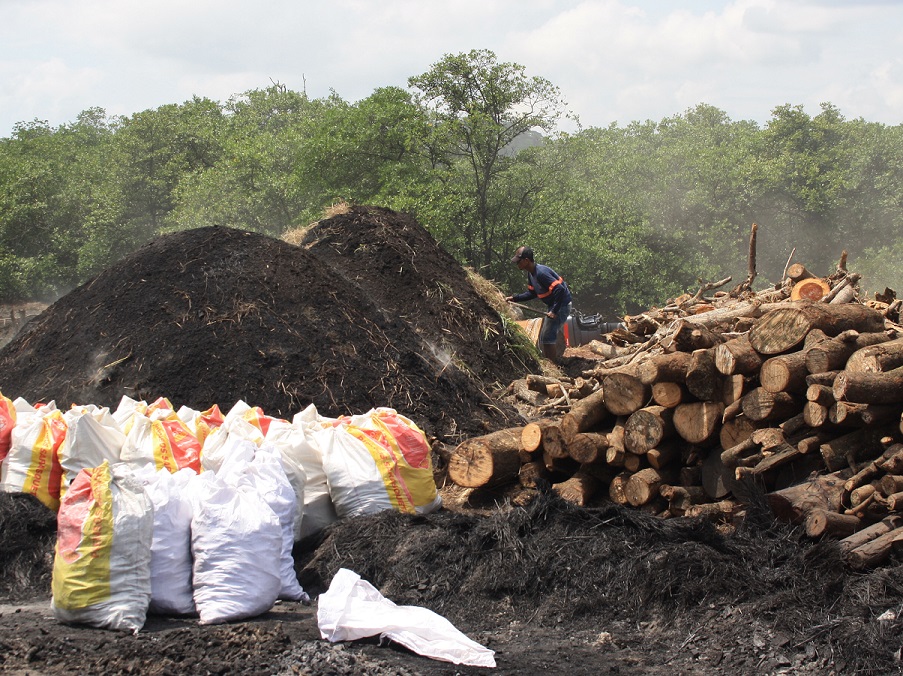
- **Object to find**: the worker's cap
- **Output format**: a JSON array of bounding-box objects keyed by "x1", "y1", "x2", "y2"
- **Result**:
[{"x1": 510, "y1": 246, "x2": 534, "y2": 264}]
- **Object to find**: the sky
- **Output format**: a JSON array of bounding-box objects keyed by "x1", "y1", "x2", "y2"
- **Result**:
[{"x1": 2, "y1": 0, "x2": 903, "y2": 137}]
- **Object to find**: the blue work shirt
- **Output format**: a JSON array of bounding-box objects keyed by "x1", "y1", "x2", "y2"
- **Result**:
[{"x1": 512, "y1": 263, "x2": 572, "y2": 317}]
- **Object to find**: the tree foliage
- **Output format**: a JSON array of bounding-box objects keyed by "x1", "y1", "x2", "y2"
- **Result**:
[{"x1": 1, "y1": 61, "x2": 902, "y2": 316}]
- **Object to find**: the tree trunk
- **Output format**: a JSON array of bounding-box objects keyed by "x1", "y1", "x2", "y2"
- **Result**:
[
  {"x1": 637, "y1": 351, "x2": 692, "y2": 384},
  {"x1": 609, "y1": 471, "x2": 632, "y2": 505},
  {"x1": 518, "y1": 460, "x2": 551, "y2": 489},
  {"x1": 673, "y1": 401, "x2": 724, "y2": 445},
  {"x1": 552, "y1": 469, "x2": 599, "y2": 506},
  {"x1": 559, "y1": 387, "x2": 609, "y2": 443},
  {"x1": 601, "y1": 372, "x2": 650, "y2": 416},
  {"x1": 647, "y1": 442, "x2": 679, "y2": 470},
  {"x1": 845, "y1": 337, "x2": 903, "y2": 373},
  {"x1": 661, "y1": 319, "x2": 722, "y2": 352},
  {"x1": 838, "y1": 515, "x2": 903, "y2": 553},
  {"x1": 541, "y1": 424, "x2": 569, "y2": 460},
  {"x1": 447, "y1": 427, "x2": 524, "y2": 488},
  {"x1": 567, "y1": 432, "x2": 610, "y2": 464},
  {"x1": 787, "y1": 262, "x2": 815, "y2": 282},
  {"x1": 624, "y1": 405, "x2": 675, "y2": 455},
  {"x1": 833, "y1": 367, "x2": 903, "y2": 404},
  {"x1": 719, "y1": 415, "x2": 757, "y2": 451},
  {"x1": 804, "y1": 509, "x2": 861, "y2": 538},
  {"x1": 722, "y1": 374, "x2": 748, "y2": 406},
  {"x1": 805, "y1": 331, "x2": 891, "y2": 374},
  {"x1": 686, "y1": 348, "x2": 721, "y2": 401},
  {"x1": 749, "y1": 301, "x2": 886, "y2": 355},
  {"x1": 511, "y1": 379, "x2": 544, "y2": 406},
  {"x1": 846, "y1": 526, "x2": 903, "y2": 569},
  {"x1": 734, "y1": 442, "x2": 802, "y2": 479},
  {"x1": 741, "y1": 388, "x2": 801, "y2": 423},
  {"x1": 767, "y1": 472, "x2": 847, "y2": 523},
  {"x1": 625, "y1": 467, "x2": 675, "y2": 507},
  {"x1": 652, "y1": 381, "x2": 687, "y2": 408},
  {"x1": 806, "y1": 384, "x2": 835, "y2": 405},
  {"x1": 819, "y1": 425, "x2": 894, "y2": 472},
  {"x1": 715, "y1": 335, "x2": 763, "y2": 376},
  {"x1": 803, "y1": 401, "x2": 830, "y2": 428},
  {"x1": 761, "y1": 350, "x2": 815, "y2": 394},
  {"x1": 521, "y1": 420, "x2": 555, "y2": 453}
]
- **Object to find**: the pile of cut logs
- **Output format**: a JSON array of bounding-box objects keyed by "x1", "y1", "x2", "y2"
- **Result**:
[{"x1": 448, "y1": 253, "x2": 903, "y2": 568}]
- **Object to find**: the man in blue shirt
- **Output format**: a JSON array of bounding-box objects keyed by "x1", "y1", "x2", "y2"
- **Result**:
[{"x1": 505, "y1": 245, "x2": 573, "y2": 364}]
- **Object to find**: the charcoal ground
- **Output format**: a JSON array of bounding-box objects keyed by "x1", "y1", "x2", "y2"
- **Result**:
[{"x1": 1, "y1": 207, "x2": 901, "y2": 675}]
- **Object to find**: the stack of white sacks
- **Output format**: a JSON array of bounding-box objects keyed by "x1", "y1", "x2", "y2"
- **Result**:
[{"x1": 0, "y1": 394, "x2": 442, "y2": 633}]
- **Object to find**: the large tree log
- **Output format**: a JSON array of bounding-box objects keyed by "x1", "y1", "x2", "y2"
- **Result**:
[
  {"x1": 448, "y1": 428, "x2": 524, "y2": 488},
  {"x1": 541, "y1": 424, "x2": 569, "y2": 460},
  {"x1": 559, "y1": 387, "x2": 610, "y2": 443},
  {"x1": 838, "y1": 515, "x2": 903, "y2": 554},
  {"x1": 673, "y1": 401, "x2": 724, "y2": 445},
  {"x1": 805, "y1": 330, "x2": 891, "y2": 374},
  {"x1": 720, "y1": 415, "x2": 757, "y2": 451},
  {"x1": 803, "y1": 401, "x2": 830, "y2": 428},
  {"x1": 749, "y1": 301, "x2": 886, "y2": 355},
  {"x1": 846, "y1": 526, "x2": 903, "y2": 569},
  {"x1": 637, "y1": 351, "x2": 692, "y2": 384},
  {"x1": 646, "y1": 442, "x2": 678, "y2": 470},
  {"x1": 804, "y1": 509, "x2": 861, "y2": 539},
  {"x1": 833, "y1": 367, "x2": 903, "y2": 404},
  {"x1": 761, "y1": 347, "x2": 823, "y2": 394},
  {"x1": 609, "y1": 471, "x2": 632, "y2": 505},
  {"x1": 521, "y1": 420, "x2": 556, "y2": 454},
  {"x1": 714, "y1": 335, "x2": 763, "y2": 376},
  {"x1": 601, "y1": 372, "x2": 650, "y2": 416},
  {"x1": 819, "y1": 425, "x2": 894, "y2": 472},
  {"x1": 518, "y1": 460, "x2": 551, "y2": 489},
  {"x1": 830, "y1": 402, "x2": 900, "y2": 427},
  {"x1": 766, "y1": 472, "x2": 847, "y2": 523},
  {"x1": 791, "y1": 277, "x2": 831, "y2": 302},
  {"x1": 741, "y1": 388, "x2": 801, "y2": 423},
  {"x1": 659, "y1": 484, "x2": 708, "y2": 517},
  {"x1": 553, "y1": 469, "x2": 599, "y2": 506},
  {"x1": 661, "y1": 319, "x2": 723, "y2": 353},
  {"x1": 845, "y1": 337, "x2": 903, "y2": 373},
  {"x1": 625, "y1": 467, "x2": 676, "y2": 507},
  {"x1": 686, "y1": 348, "x2": 721, "y2": 401},
  {"x1": 624, "y1": 405, "x2": 675, "y2": 455},
  {"x1": 567, "y1": 432, "x2": 610, "y2": 464},
  {"x1": 652, "y1": 381, "x2": 687, "y2": 408}
]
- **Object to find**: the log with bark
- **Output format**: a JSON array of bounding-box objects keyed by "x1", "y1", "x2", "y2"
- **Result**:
[
  {"x1": 447, "y1": 427, "x2": 524, "y2": 488},
  {"x1": 559, "y1": 387, "x2": 609, "y2": 443},
  {"x1": 748, "y1": 301, "x2": 886, "y2": 355},
  {"x1": 601, "y1": 372, "x2": 650, "y2": 416},
  {"x1": 804, "y1": 330, "x2": 891, "y2": 374},
  {"x1": 624, "y1": 405, "x2": 675, "y2": 455},
  {"x1": 833, "y1": 367, "x2": 903, "y2": 404}
]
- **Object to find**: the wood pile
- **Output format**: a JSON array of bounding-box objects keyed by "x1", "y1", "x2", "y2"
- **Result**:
[{"x1": 448, "y1": 244, "x2": 903, "y2": 568}]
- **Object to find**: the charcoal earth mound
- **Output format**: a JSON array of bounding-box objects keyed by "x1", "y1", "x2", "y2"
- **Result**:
[
  {"x1": 0, "y1": 207, "x2": 531, "y2": 441},
  {"x1": 300, "y1": 205, "x2": 538, "y2": 390}
]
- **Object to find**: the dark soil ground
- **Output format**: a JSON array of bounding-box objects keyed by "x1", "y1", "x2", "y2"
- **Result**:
[{"x1": 1, "y1": 206, "x2": 902, "y2": 675}]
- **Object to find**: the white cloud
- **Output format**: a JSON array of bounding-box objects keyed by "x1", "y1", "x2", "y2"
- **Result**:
[{"x1": 2, "y1": 0, "x2": 903, "y2": 135}]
